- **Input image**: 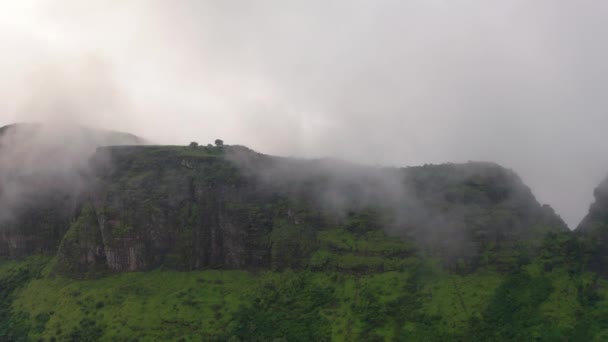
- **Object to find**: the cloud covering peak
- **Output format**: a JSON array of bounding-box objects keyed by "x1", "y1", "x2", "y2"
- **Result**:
[{"x1": 1, "y1": 0, "x2": 608, "y2": 227}]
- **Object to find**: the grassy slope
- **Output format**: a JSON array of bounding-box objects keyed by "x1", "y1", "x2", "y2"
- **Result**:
[
  {"x1": 0, "y1": 256, "x2": 50, "y2": 341},
  {"x1": 5, "y1": 228, "x2": 608, "y2": 342},
  {"x1": 10, "y1": 264, "x2": 605, "y2": 341},
  {"x1": 14, "y1": 269, "x2": 252, "y2": 341}
]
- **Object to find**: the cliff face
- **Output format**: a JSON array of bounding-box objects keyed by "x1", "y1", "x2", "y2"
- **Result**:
[
  {"x1": 576, "y1": 176, "x2": 608, "y2": 273},
  {"x1": 0, "y1": 124, "x2": 569, "y2": 275},
  {"x1": 0, "y1": 124, "x2": 143, "y2": 258},
  {"x1": 68, "y1": 146, "x2": 274, "y2": 272},
  {"x1": 0, "y1": 192, "x2": 80, "y2": 257},
  {"x1": 578, "y1": 177, "x2": 608, "y2": 232},
  {"x1": 57, "y1": 146, "x2": 315, "y2": 273},
  {"x1": 47, "y1": 145, "x2": 568, "y2": 274},
  {"x1": 399, "y1": 163, "x2": 568, "y2": 259}
]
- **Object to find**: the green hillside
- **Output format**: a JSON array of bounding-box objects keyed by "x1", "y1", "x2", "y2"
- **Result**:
[{"x1": 3, "y1": 229, "x2": 608, "y2": 341}]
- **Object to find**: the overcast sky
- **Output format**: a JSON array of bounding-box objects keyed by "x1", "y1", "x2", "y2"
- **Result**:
[{"x1": 1, "y1": 0, "x2": 608, "y2": 227}]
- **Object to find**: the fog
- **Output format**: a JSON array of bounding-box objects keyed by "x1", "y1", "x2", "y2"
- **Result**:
[
  {"x1": 1, "y1": 1, "x2": 608, "y2": 227},
  {"x1": 0, "y1": 123, "x2": 141, "y2": 225}
]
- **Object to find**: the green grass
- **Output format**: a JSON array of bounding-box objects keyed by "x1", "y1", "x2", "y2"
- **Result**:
[
  {"x1": 538, "y1": 269, "x2": 582, "y2": 332},
  {"x1": 422, "y1": 270, "x2": 504, "y2": 335},
  {"x1": 7, "y1": 261, "x2": 608, "y2": 341},
  {"x1": 13, "y1": 269, "x2": 253, "y2": 341},
  {"x1": 317, "y1": 229, "x2": 413, "y2": 256},
  {"x1": 311, "y1": 228, "x2": 417, "y2": 273},
  {"x1": 0, "y1": 256, "x2": 51, "y2": 341}
]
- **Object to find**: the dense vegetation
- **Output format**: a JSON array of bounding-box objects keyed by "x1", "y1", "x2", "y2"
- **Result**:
[
  {"x1": 1, "y1": 142, "x2": 608, "y2": 341},
  {"x1": 3, "y1": 228, "x2": 608, "y2": 341}
]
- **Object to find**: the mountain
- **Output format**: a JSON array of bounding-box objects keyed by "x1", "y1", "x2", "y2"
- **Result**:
[
  {"x1": 1, "y1": 134, "x2": 607, "y2": 341},
  {"x1": 0, "y1": 123, "x2": 144, "y2": 145},
  {"x1": 576, "y1": 175, "x2": 608, "y2": 274},
  {"x1": 0, "y1": 123, "x2": 145, "y2": 258},
  {"x1": 577, "y1": 175, "x2": 608, "y2": 233},
  {"x1": 2, "y1": 143, "x2": 566, "y2": 273}
]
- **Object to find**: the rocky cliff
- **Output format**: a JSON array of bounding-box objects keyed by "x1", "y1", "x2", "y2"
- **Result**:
[
  {"x1": 576, "y1": 175, "x2": 608, "y2": 273},
  {"x1": 0, "y1": 123, "x2": 143, "y2": 258},
  {"x1": 577, "y1": 176, "x2": 608, "y2": 232},
  {"x1": 39, "y1": 144, "x2": 567, "y2": 275},
  {"x1": 0, "y1": 122, "x2": 570, "y2": 275}
]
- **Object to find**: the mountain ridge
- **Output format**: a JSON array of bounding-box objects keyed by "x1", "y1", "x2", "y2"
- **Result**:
[
  {"x1": 0, "y1": 139, "x2": 569, "y2": 274},
  {"x1": 3, "y1": 125, "x2": 608, "y2": 341}
]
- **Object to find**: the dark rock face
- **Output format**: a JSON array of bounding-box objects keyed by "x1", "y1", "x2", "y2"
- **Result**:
[
  {"x1": 578, "y1": 177, "x2": 608, "y2": 232},
  {"x1": 401, "y1": 163, "x2": 569, "y2": 260},
  {"x1": 0, "y1": 137, "x2": 568, "y2": 274},
  {"x1": 576, "y1": 176, "x2": 608, "y2": 273},
  {"x1": 0, "y1": 194, "x2": 80, "y2": 257},
  {"x1": 51, "y1": 146, "x2": 568, "y2": 274},
  {"x1": 58, "y1": 146, "x2": 289, "y2": 273},
  {"x1": 0, "y1": 123, "x2": 144, "y2": 258}
]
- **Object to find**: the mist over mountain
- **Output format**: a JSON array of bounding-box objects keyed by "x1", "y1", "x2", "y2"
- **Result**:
[
  {"x1": 2, "y1": 1, "x2": 608, "y2": 227},
  {"x1": 0, "y1": 123, "x2": 144, "y2": 260},
  {"x1": 3, "y1": 1, "x2": 608, "y2": 341},
  {"x1": 0, "y1": 135, "x2": 606, "y2": 340},
  {"x1": 0, "y1": 127, "x2": 565, "y2": 267}
]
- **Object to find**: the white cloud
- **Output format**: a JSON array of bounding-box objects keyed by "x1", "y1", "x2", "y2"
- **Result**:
[{"x1": 1, "y1": 0, "x2": 608, "y2": 227}]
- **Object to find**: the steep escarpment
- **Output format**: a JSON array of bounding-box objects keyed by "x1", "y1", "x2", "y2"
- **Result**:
[
  {"x1": 576, "y1": 176, "x2": 608, "y2": 273},
  {"x1": 0, "y1": 190, "x2": 81, "y2": 257},
  {"x1": 578, "y1": 176, "x2": 608, "y2": 232},
  {"x1": 53, "y1": 145, "x2": 567, "y2": 274},
  {"x1": 58, "y1": 146, "x2": 278, "y2": 273},
  {"x1": 398, "y1": 163, "x2": 568, "y2": 264},
  {"x1": 0, "y1": 123, "x2": 144, "y2": 258}
]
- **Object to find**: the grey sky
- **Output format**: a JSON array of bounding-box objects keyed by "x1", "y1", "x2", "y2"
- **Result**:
[{"x1": 1, "y1": 0, "x2": 608, "y2": 227}]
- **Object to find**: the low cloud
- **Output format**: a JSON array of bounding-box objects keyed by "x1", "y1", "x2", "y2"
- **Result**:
[{"x1": 1, "y1": 1, "x2": 608, "y2": 227}]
